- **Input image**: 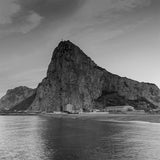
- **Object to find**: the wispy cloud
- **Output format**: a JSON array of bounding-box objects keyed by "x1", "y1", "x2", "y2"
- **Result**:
[
  {"x1": 15, "y1": 11, "x2": 43, "y2": 34},
  {"x1": 65, "y1": 0, "x2": 152, "y2": 42},
  {"x1": 0, "y1": 0, "x2": 43, "y2": 36},
  {"x1": 0, "y1": 0, "x2": 85, "y2": 37},
  {"x1": 110, "y1": 0, "x2": 151, "y2": 12},
  {"x1": 0, "y1": 0, "x2": 20, "y2": 25}
]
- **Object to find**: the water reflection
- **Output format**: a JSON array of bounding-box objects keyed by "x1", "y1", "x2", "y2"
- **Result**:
[
  {"x1": 0, "y1": 116, "x2": 49, "y2": 160},
  {"x1": 0, "y1": 116, "x2": 160, "y2": 160}
]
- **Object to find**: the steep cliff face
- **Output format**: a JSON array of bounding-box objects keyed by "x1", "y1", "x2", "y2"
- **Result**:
[
  {"x1": 0, "y1": 86, "x2": 35, "y2": 111},
  {"x1": 30, "y1": 40, "x2": 160, "y2": 112}
]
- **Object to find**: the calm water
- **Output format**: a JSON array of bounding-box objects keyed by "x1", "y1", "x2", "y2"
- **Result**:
[{"x1": 0, "y1": 116, "x2": 160, "y2": 160}]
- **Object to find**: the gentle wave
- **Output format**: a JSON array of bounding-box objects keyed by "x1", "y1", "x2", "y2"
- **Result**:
[
  {"x1": 127, "y1": 120, "x2": 160, "y2": 125},
  {"x1": 98, "y1": 119, "x2": 160, "y2": 125}
]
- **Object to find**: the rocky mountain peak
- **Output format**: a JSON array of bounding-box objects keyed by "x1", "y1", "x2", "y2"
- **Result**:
[
  {"x1": 57, "y1": 40, "x2": 76, "y2": 51},
  {"x1": 1, "y1": 40, "x2": 160, "y2": 113},
  {"x1": 51, "y1": 40, "x2": 92, "y2": 61},
  {"x1": 47, "y1": 40, "x2": 96, "y2": 78},
  {"x1": 30, "y1": 40, "x2": 160, "y2": 112},
  {"x1": 51, "y1": 40, "x2": 81, "y2": 59}
]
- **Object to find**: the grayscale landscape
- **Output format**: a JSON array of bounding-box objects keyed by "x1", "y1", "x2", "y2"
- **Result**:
[{"x1": 0, "y1": 0, "x2": 159, "y2": 160}]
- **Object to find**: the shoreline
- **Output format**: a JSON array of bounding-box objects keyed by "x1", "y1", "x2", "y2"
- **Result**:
[
  {"x1": 1, "y1": 112, "x2": 160, "y2": 123},
  {"x1": 40, "y1": 112, "x2": 160, "y2": 123},
  {"x1": 0, "y1": 112, "x2": 39, "y2": 116}
]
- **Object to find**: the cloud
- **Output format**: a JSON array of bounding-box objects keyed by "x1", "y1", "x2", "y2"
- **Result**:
[
  {"x1": 110, "y1": 0, "x2": 151, "y2": 12},
  {"x1": 16, "y1": 11, "x2": 43, "y2": 34},
  {"x1": 65, "y1": 0, "x2": 152, "y2": 41},
  {"x1": 17, "y1": 0, "x2": 85, "y2": 18},
  {"x1": 0, "y1": 0, "x2": 43, "y2": 36},
  {"x1": 0, "y1": 0, "x2": 20, "y2": 25},
  {"x1": 75, "y1": 0, "x2": 151, "y2": 22},
  {"x1": 0, "y1": 0, "x2": 85, "y2": 37}
]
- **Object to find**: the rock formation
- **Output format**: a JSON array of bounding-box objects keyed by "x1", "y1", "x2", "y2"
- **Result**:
[
  {"x1": 0, "y1": 86, "x2": 35, "y2": 111},
  {"x1": 0, "y1": 41, "x2": 159, "y2": 112},
  {"x1": 29, "y1": 40, "x2": 160, "y2": 112}
]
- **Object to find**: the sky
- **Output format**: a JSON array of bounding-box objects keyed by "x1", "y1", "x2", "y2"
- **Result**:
[{"x1": 0, "y1": 0, "x2": 159, "y2": 97}]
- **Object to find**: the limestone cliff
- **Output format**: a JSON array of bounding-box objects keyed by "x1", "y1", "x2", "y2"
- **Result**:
[
  {"x1": 0, "y1": 86, "x2": 35, "y2": 111},
  {"x1": 30, "y1": 41, "x2": 160, "y2": 112}
]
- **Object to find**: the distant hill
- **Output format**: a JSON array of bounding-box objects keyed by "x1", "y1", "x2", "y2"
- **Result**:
[{"x1": 0, "y1": 86, "x2": 35, "y2": 111}]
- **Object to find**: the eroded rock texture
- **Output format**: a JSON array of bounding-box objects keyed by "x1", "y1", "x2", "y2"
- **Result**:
[
  {"x1": 0, "y1": 86, "x2": 35, "y2": 111},
  {"x1": 30, "y1": 41, "x2": 160, "y2": 112}
]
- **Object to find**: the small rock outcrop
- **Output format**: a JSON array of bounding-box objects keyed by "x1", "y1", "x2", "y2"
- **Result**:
[
  {"x1": 29, "y1": 40, "x2": 160, "y2": 112},
  {"x1": 0, "y1": 86, "x2": 35, "y2": 111}
]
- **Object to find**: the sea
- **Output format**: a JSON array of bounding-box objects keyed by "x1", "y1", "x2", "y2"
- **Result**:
[{"x1": 0, "y1": 115, "x2": 160, "y2": 160}]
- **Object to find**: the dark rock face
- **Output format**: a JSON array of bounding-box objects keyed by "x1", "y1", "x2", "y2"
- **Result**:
[
  {"x1": 9, "y1": 93, "x2": 36, "y2": 112},
  {"x1": 30, "y1": 40, "x2": 160, "y2": 112},
  {"x1": 0, "y1": 86, "x2": 35, "y2": 111}
]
